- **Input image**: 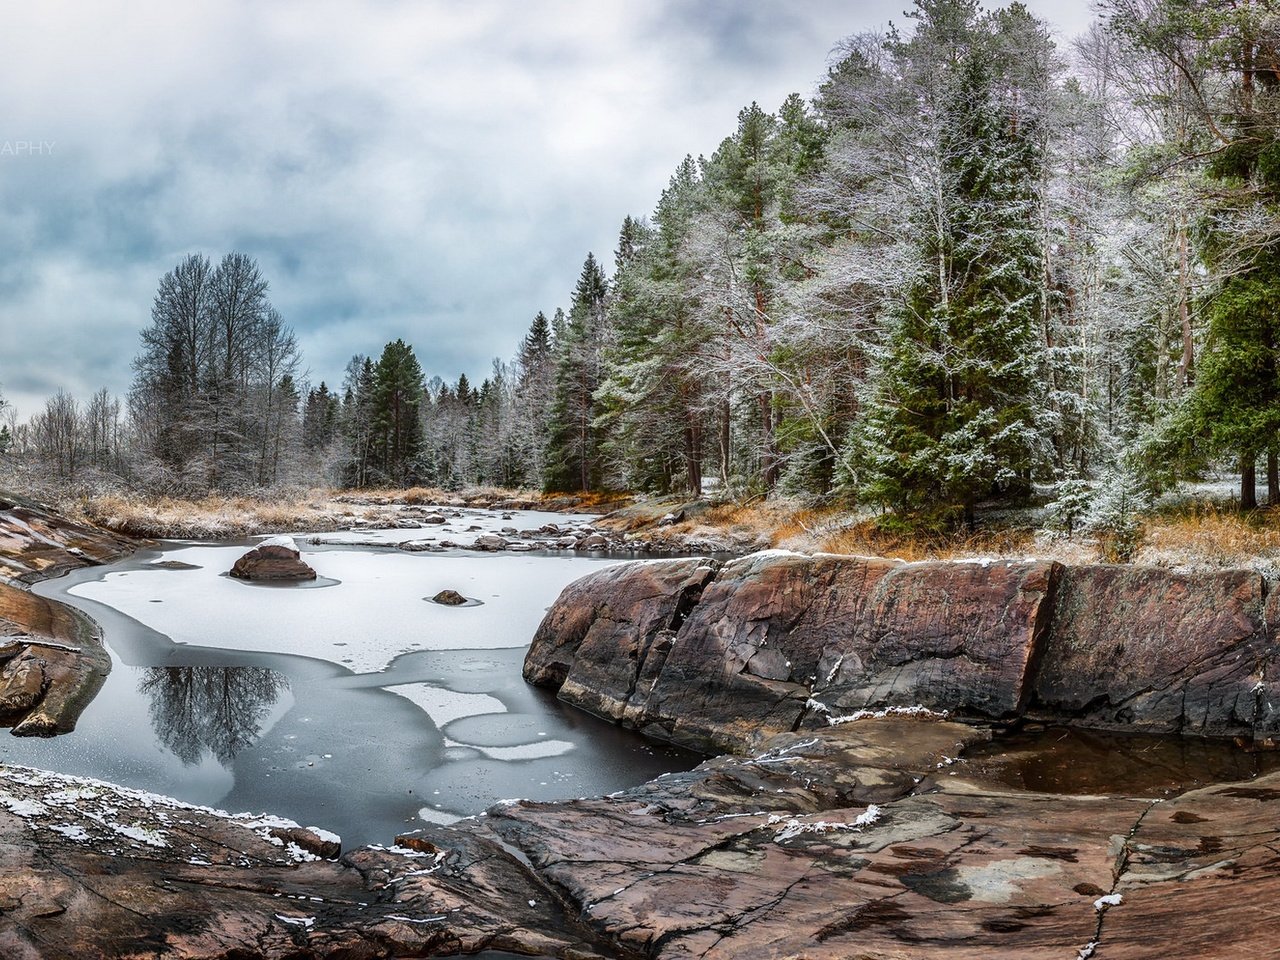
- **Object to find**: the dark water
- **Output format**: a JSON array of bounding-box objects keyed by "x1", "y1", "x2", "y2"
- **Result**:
[
  {"x1": 2, "y1": 536, "x2": 699, "y2": 848},
  {"x1": 966, "y1": 725, "x2": 1280, "y2": 797}
]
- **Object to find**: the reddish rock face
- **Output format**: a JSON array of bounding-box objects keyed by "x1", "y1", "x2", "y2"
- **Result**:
[
  {"x1": 646, "y1": 554, "x2": 1060, "y2": 752},
  {"x1": 527, "y1": 553, "x2": 1060, "y2": 754},
  {"x1": 526, "y1": 552, "x2": 1280, "y2": 751},
  {"x1": 229, "y1": 542, "x2": 317, "y2": 581},
  {"x1": 524, "y1": 557, "x2": 720, "y2": 724},
  {"x1": 1032, "y1": 565, "x2": 1265, "y2": 738},
  {"x1": 0, "y1": 582, "x2": 110, "y2": 737}
]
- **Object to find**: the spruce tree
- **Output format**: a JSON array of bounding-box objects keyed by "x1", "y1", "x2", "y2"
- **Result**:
[
  {"x1": 848, "y1": 0, "x2": 1051, "y2": 529},
  {"x1": 370, "y1": 339, "x2": 425, "y2": 486},
  {"x1": 544, "y1": 254, "x2": 608, "y2": 491},
  {"x1": 513, "y1": 311, "x2": 555, "y2": 485},
  {"x1": 596, "y1": 161, "x2": 709, "y2": 494}
]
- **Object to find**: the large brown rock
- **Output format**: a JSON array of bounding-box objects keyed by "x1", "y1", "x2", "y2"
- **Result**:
[
  {"x1": 524, "y1": 557, "x2": 720, "y2": 724},
  {"x1": 0, "y1": 583, "x2": 110, "y2": 737},
  {"x1": 1032, "y1": 565, "x2": 1266, "y2": 737},
  {"x1": 229, "y1": 537, "x2": 317, "y2": 582},
  {"x1": 528, "y1": 552, "x2": 1060, "y2": 753},
  {"x1": 651, "y1": 553, "x2": 1060, "y2": 751},
  {"x1": 528, "y1": 551, "x2": 1280, "y2": 750}
]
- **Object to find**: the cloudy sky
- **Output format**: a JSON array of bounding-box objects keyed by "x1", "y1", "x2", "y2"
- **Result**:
[{"x1": 0, "y1": 0, "x2": 1094, "y2": 417}]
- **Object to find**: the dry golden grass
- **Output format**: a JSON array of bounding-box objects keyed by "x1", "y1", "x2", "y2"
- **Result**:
[
  {"x1": 1135, "y1": 505, "x2": 1280, "y2": 570},
  {"x1": 78, "y1": 490, "x2": 352, "y2": 539},
  {"x1": 72, "y1": 485, "x2": 633, "y2": 541},
  {"x1": 62, "y1": 483, "x2": 1280, "y2": 572}
]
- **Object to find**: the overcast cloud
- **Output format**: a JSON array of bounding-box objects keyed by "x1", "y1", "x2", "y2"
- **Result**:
[{"x1": 0, "y1": 0, "x2": 1094, "y2": 416}]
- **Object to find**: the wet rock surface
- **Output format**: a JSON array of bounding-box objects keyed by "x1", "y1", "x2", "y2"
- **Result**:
[
  {"x1": 0, "y1": 718, "x2": 1275, "y2": 958},
  {"x1": 0, "y1": 495, "x2": 135, "y2": 584},
  {"x1": 230, "y1": 537, "x2": 318, "y2": 582}
]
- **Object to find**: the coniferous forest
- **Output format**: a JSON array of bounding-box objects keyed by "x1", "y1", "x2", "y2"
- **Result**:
[{"x1": 4, "y1": 0, "x2": 1280, "y2": 532}]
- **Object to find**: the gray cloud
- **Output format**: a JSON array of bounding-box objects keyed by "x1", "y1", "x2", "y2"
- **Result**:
[{"x1": 0, "y1": 0, "x2": 1095, "y2": 417}]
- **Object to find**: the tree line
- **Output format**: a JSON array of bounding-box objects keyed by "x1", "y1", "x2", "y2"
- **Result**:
[{"x1": 4, "y1": 0, "x2": 1279, "y2": 532}]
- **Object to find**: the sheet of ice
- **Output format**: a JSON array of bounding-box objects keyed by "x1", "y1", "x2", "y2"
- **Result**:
[
  {"x1": 471, "y1": 740, "x2": 574, "y2": 761},
  {"x1": 416, "y1": 806, "x2": 462, "y2": 826},
  {"x1": 385, "y1": 684, "x2": 507, "y2": 728},
  {"x1": 69, "y1": 541, "x2": 621, "y2": 674}
]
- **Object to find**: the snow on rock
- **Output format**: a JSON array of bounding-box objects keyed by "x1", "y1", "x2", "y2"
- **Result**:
[
  {"x1": 0, "y1": 764, "x2": 336, "y2": 864},
  {"x1": 827, "y1": 705, "x2": 949, "y2": 726},
  {"x1": 257, "y1": 535, "x2": 300, "y2": 551},
  {"x1": 766, "y1": 805, "x2": 881, "y2": 844},
  {"x1": 1094, "y1": 893, "x2": 1123, "y2": 911}
]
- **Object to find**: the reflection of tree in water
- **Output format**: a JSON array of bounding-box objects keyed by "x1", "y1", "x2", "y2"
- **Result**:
[{"x1": 139, "y1": 666, "x2": 289, "y2": 765}]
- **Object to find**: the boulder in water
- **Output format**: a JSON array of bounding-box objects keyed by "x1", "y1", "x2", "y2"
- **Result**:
[
  {"x1": 431, "y1": 589, "x2": 469, "y2": 606},
  {"x1": 229, "y1": 536, "x2": 316, "y2": 582}
]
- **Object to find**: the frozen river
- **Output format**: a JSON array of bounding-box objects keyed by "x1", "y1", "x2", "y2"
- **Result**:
[{"x1": 1, "y1": 507, "x2": 697, "y2": 847}]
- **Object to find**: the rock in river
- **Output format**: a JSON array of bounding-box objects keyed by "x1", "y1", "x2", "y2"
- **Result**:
[
  {"x1": 229, "y1": 536, "x2": 317, "y2": 582},
  {"x1": 431, "y1": 589, "x2": 468, "y2": 606}
]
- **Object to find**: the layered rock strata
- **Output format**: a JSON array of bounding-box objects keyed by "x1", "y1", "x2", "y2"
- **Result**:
[{"x1": 526, "y1": 551, "x2": 1280, "y2": 752}]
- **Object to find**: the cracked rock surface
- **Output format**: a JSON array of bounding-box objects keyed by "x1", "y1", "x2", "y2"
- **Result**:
[{"x1": 0, "y1": 717, "x2": 1274, "y2": 958}]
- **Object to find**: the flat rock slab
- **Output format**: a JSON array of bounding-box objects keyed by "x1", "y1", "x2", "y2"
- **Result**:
[
  {"x1": 0, "y1": 500, "x2": 135, "y2": 585},
  {"x1": 2, "y1": 719, "x2": 1276, "y2": 958}
]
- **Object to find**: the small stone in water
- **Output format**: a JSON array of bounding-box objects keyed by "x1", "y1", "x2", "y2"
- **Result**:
[{"x1": 431, "y1": 589, "x2": 468, "y2": 606}]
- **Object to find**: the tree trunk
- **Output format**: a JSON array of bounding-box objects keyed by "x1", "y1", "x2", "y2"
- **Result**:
[
  {"x1": 1269, "y1": 452, "x2": 1279, "y2": 507},
  {"x1": 1242, "y1": 453, "x2": 1258, "y2": 510},
  {"x1": 683, "y1": 415, "x2": 702, "y2": 497},
  {"x1": 1176, "y1": 224, "x2": 1194, "y2": 389},
  {"x1": 758, "y1": 391, "x2": 778, "y2": 491},
  {"x1": 719, "y1": 399, "x2": 731, "y2": 492}
]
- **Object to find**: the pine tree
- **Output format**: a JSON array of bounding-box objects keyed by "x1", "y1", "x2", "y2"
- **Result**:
[
  {"x1": 544, "y1": 254, "x2": 609, "y2": 491},
  {"x1": 370, "y1": 339, "x2": 425, "y2": 486},
  {"x1": 847, "y1": 0, "x2": 1051, "y2": 529}
]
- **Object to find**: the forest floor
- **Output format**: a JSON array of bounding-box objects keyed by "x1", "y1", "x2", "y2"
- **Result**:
[{"x1": 21, "y1": 483, "x2": 1280, "y2": 576}]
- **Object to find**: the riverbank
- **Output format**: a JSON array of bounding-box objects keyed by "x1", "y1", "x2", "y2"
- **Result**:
[
  {"x1": 28, "y1": 482, "x2": 1280, "y2": 572},
  {"x1": 3, "y1": 492, "x2": 1279, "y2": 956},
  {"x1": 2, "y1": 712, "x2": 1275, "y2": 959}
]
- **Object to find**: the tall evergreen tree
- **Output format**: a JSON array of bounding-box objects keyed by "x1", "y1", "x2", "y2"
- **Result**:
[
  {"x1": 847, "y1": 0, "x2": 1052, "y2": 529},
  {"x1": 370, "y1": 339, "x2": 425, "y2": 485},
  {"x1": 544, "y1": 253, "x2": 609, "y2": 491}
]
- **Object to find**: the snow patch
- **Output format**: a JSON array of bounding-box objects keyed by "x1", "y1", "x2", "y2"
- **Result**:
[
  {"x1": 417, "y1": 807, "x2": 462, "y2": 826},
  {"x1": 258, "y1": 535, "x2": 299, "y2": 551},
  {"x1": 767, "y1": 805, "x2": 881, "y2": 843},
  {"x1": 828, "y1": 705, "x2": 948, "y2": 726},
  {"x1": 1094, "y1": 893, "x2": 1123, "y2": 912}
]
